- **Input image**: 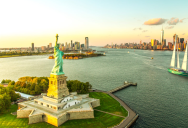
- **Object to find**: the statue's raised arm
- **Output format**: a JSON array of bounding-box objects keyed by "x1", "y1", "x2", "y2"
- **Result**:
[{"x1": 51, "y1": 34, "x2": 64, "y2": 75}]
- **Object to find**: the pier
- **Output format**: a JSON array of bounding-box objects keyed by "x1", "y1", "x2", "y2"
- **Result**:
[{"x1": 108, "y1": 81, "x2": 137, "y2": 93}]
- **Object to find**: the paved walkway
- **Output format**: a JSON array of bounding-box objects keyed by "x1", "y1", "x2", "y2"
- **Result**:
[
  {"x1": 108, "y1": 93, "x2": 137, "y2": 128},
  {"x1": 94, "y1": 109, "x2": 126, "y2": 118}
]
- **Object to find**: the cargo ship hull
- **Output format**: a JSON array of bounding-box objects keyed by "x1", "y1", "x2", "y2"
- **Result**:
[{"x1": 168, "y1": 68, "x2": 188, "y2": 77}]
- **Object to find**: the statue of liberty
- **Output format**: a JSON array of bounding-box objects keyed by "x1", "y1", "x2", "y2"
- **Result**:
[{"x1": 51, "y1": 34, "x2": 64, "y2": 75}]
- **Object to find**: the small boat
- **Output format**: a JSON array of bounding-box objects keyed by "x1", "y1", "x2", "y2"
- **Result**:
[
  {"x1": 168, "y1": 35, "x2": 188, "y2": 76},
  {"x1": 48, "y1": 56, "x2": 54, "y2": 59},
  {"x1": 151, "y1": 57, "x2": 153, "y2": 59},
  {"x1": 128, "y1": 51, "x2": 129, "y2": 53}
]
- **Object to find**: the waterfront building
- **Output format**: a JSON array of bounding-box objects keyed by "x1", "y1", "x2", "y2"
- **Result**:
[
  {"x1": 180, "y1": 38, "x2": 184, "y2": 43},
  {"x1": 154, "y1": 40, "x2": 158, "y2": 45},
  {"x1": 157, "y1": 45, "x2": 161, "y2": 50},
  {"x1": 168, "y1": 42, "x2": 172, "y2": 50},
  {"x1": 163, "y1": 39, "x2": 166, "y2": 47},
  {"x1": 74, "y1": 42, "x2": 78, "y2": 50},
  {"x1": 41, "y1": 46, "x2": 46, "y2": 51},
  {"x1": 31, "y1": 43, "x2": 34, "y2": 51},
  {"x1": 65, "y1": 42, "x2": 67, "y2": 49},
  {"x1": 49, "y1": 43, "x2": 52, "y2": 48},
  {"x1": 78, "y1": 42, "x2": 80, "y2": 49},
  {"x1": 81, "y1": 44, "x2": 84, "y2": 49},
  {"x1": 161, "y1": 27, "x2": 164, "y2": 45},
  {"x1": 75, "y1": 44, "x2": 77, "y2": 50},
  {"x1": 71, "y1": 40, "x2": 73, "y2": 49},
  {"x1": 173, "y1": 34, "x2": 179, "y2": 44},
  {"x1": 151, "y1": 39, "x2": 155, "y2": 46},
  {"x1": 17, "y1": 34, "x2": 100, "y2": 127},
  {"x1": 85, "y1": 37, "x2": 89, "y2": 50},
  {"x1": 179, "y1": 43, "x2": 182, "y2": 51}
]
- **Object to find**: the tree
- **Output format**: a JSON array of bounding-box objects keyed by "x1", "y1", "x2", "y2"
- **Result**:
[
  {"x1": 2, "y1": 94, "x2": 11, "y2": 110},
  {"x1": 35, "y1": 84, "x2": 41, "y2": 94},
  {"x1": 1, "y1": 79, "x2": 5, "y2": 84},
  {"x1": 32, "y1": 78, "x2": 38, "y2": 84},
  {"x1": 8, "y1": 81, "x2": 15, "y2": 86},
  {"x1": 30, "y1": 91, "x2": 36, "y2": 95},
  {"x1": 26, "y1": 83, "x2": 31, "y2": 89},
  {"x1": 0, "y1": 95, "x2": 5, "y2": 113},
  {"x1": 30, "y1": 83, "x2": 36, "y2": 90},
  {"x1": 71, "y1": 82, "x2": 77, "y2": 92},
  {"x1": 20, "y1": 82, "x2": 26, "y2": 88},
  {"x1": 7, "y1": 89, "x2": 20, "y2": 101}
]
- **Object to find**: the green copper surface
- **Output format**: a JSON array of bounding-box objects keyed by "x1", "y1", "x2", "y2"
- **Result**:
[{"x1": 51, "y1": 34, "x2": 64, "y2": 75}]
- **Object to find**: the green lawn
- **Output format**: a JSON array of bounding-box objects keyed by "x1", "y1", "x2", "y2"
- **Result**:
[
  {"x1": 89, "y1": 92, "x2": 128, "y2": 117},
  {"x1": 0, "y1": 92, "x2": 127, "y2": 128}
]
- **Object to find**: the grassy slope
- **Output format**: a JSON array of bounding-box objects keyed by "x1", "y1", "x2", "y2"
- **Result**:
[{"x1": 0, "y1": 92, "x2": 127, "y2": 128}]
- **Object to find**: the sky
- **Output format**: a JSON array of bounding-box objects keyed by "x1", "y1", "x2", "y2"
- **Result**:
[{"x1": 0, "y1": 0, "x2": 188, "y2": 47}]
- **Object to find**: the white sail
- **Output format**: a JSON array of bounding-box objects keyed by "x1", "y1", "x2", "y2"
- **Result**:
[
  {"x1": 181, "y1": 42, "x2": 188, "y2": 72},
  {"x1": 177, "y1": 40, "x2": 180, "y2": 68},
  {"x1": 170, "y1": 36, "x2": 176, "y2": 67}
]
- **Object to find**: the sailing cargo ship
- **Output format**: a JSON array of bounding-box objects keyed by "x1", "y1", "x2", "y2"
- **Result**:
[{"x1": 168, "y1": 35, "x2": 188, "y2": 76}]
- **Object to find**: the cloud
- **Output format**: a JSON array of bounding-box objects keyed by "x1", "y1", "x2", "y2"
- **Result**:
[
  {"x1": 167, "y1": 18, "x2": 179, "y2": 25},
  {"x1": 182, "y1": 33, "x2": 185, "y2": 35},
  {"x1": 138, "y1": 27, "x2": 142, "y2": 30},
  {"x1": 145, "y1": 36, "x2": 150, "y2": 37},
  {"x1": 144, "y1": 18, "x2": 167, "y2": 25},
  {"x1": 142, "y1": 30, "x2": 148, "y2": 32},
  {"x1": 180, "y1": 18, "x2": 187, "y2": 23},
  {"x1": 165, "y1": 26, "x2": 174, "y2": 29}
]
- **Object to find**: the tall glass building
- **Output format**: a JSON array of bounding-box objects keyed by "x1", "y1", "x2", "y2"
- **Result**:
[{"x1": 161, "y1": 27, "x2": 164, "y2": 45}]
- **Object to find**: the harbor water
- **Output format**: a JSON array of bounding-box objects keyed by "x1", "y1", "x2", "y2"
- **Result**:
[{"x1": 0, "y1": 47, "x2": 188, "y2": 128}]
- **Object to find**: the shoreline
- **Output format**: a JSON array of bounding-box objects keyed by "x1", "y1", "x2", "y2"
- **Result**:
[
  {"x1": 91, "y1": 82, "x2": 138, "y2": 128},
  {"x1": 0, "y1": 53, "x2": 52, "y2": 59},
  {"x1": 102, "y1": 47, "x2": 187, "y2": 52}
]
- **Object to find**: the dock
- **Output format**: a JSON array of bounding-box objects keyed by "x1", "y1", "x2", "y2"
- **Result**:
[{"x1": 108, "y1": 81, "x2": 137, "y2": 93}]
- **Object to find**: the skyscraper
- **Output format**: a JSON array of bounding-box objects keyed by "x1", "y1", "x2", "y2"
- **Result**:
[
  {"x1": 31, "y1": 43, "x2": 34, "y2": 51},
  {"x1": 71, "y1": 40, "x2": 73, "y2": 49},
  {"x1": 65, "y1": 42, "x2": 67, "y2": 49},
  {"x1": 85, "y1": 37, "x2": 89, "y2": 49},
  {"x1": 173, "y1": 34, "x2": 179, "y2": 45},
  {"x1": 151, "y1": 39, "x2": 154, "y2": 46},
  {"x1": 161, "y1": 27, "x2": 164, "y2": 45},
  {"x1": 180, "y1": 38, "x2": 184, "y2": 43},
  {"x1": 163, "y1": 39, "x2": 166, "y2": 47},
  {"x1": 49, "y1": 43, "x2": 52, "y2": 48}
]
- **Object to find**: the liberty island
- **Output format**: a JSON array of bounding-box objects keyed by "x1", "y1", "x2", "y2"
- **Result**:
[{"x1": 16, "y1": 34, "x2": 100, "y2": 127}]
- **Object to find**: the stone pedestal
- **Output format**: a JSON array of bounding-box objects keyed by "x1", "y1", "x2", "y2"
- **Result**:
[{"x1": 47, "y1": 74, "x2": 69, "y2": 99}]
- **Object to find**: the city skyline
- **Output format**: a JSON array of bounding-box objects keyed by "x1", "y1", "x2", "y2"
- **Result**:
[{"x1": 0, "y1": 0, "x2": 188, "y2": 48}]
